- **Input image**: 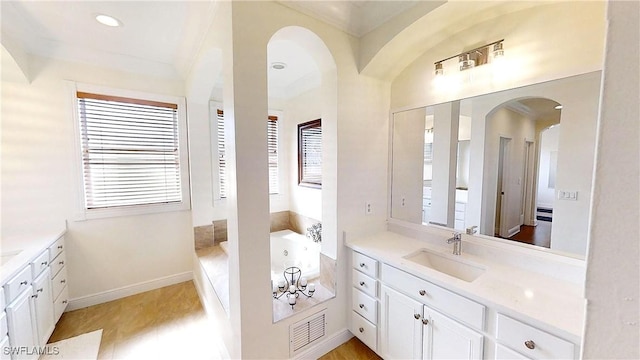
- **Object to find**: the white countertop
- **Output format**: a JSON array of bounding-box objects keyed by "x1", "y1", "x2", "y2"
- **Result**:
[
  {"x1": 347, "y1": 230, "x2": 585, "y2": 341},
  {"x1": 1, "y1": 226, "x2": 67, "y2": 285}
]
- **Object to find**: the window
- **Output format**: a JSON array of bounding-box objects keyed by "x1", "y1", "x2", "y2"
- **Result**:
[
  {"x1": 216, "y1": 110, "x2": 279, "y2": 198},
  {"x1": 76, "y1": 91, "x2": 187, "y2": 213},
  {"x1": 298, "y1": 119, "x2": 322, "y2": 188}
]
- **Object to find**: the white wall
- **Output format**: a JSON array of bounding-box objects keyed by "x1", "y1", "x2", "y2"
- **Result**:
[
  {"x1": 583, "y1": 1, "x2": 639, "y2": 357},
  {"x1": 483, "y1": 108, "x2": 535, "y2": 236},
  {"x1": 185, "y1": 2, "x2": 390, "y2": 358},
  {"x1": 1, "y1": 55, "x2": 194, "y2": 300},
  {"x1": 537, "y1": 125, "x2": 559, "y2": 208},
  {"x1": 284, "y1": 87, "x2": 323, "y2": 221},
  {"x1": 390, "y1": 2, "x2": 605, "y2": 110}
]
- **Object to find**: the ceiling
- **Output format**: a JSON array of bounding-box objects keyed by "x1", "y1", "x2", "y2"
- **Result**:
[
  {"x1": 278, "y1": 1, "x2": 421, "y2": 37},
  {"x1": 2, "y1": 0, "x2": 424, "y2": 95}
]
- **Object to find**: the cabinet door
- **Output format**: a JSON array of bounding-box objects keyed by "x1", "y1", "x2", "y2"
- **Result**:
[
  {"x1": 380, "y1": 285, "x2": 424, "y2": 359},
  {"x1": 423, "y1": 306, "x2": 483, "y2": 360},
  {"x1": 6, "y1": 287, "x2": 38, "y2": 360},
  {"x1": 32, "y1": 268, "x2": 55, "y2": 347}
]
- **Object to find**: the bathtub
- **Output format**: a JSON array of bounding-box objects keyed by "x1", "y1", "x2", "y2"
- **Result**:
[
  {"x1": 270, "y1": 230, "x2": 320, "y2": 283},
  {"x1": 219, "y1": 230, "x2": 321, "y2": 283}
]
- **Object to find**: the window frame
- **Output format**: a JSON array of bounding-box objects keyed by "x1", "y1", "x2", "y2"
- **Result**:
[
  {"x1": 298, "y1": 119, "x2": 322, "y2": 189},
  {"x1": 212, "y1": 104, "x2": 283, "y2": 201},
  {"x1": 69, "y1": 82, "x2": 190, "y2": 220}
]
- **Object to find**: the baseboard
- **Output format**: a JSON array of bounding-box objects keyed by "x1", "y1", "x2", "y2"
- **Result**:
[
  {"x1": 294, "y1": 328, "x2": 353, "y2": 360},
  {"x1": 508, "y1": 225, "x2": 521, "y2": 237},
  {"x1": 67, "y1": 271, "x2": 193, "y2": 311}
]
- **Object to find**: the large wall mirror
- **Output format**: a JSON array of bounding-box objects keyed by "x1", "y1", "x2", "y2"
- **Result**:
[{"x1": 391, "y1": 72, "x2": 601, "y2": 259}]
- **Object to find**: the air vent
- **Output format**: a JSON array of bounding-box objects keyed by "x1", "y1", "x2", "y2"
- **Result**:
[{"x1": 290, "y1": 310, "x2": 327, "y2": 356}]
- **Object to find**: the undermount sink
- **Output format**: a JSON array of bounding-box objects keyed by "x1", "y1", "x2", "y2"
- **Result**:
[{"x1": 403, "y1": 249, "x2": 486, "y2": 282}]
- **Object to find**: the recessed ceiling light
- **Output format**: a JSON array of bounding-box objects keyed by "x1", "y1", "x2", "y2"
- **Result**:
[
  {"x1": 554, "y1": 105, "x2": 563, "y2": 110},
  {"x1": 95, "y1": 14, "x2": 122, "y2": 27},
  {"x1": 271, "y1": 62, "x2": 287, "y2": 70}
]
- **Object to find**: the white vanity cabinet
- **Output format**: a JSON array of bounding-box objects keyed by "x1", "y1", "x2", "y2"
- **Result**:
[
  {"x1": 1, "y1": 233, "x2": 68, "y2": 359},
  {"x1": 350, "y1": 252, "x2": 379, "y2": 352},
  {"x1": 379, "y1": 268, "x2": 484, "y2": 360},
  {"x1": 5, "y1": 282, "x2": 37, "y2": 360},
  {"x1": 495, "y1": 314, "x2": 575, "y2": 360},
  {"x1": 31, "y1": 268, "x2": 54, "y2": 347}
]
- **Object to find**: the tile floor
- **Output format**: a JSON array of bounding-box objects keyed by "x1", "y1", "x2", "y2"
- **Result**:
[
  {"x1": 49, "y1": 281, "x2": 224, "y2": 360},
  {"x1": 49, "y1": 280, "x2": 374, "y2": 359}
]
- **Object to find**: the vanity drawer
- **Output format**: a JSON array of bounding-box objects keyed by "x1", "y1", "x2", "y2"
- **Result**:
[
  {"x1": 0, "y1": 312, "x2": 7, "y2": 338},
  {"x1": 352, "y1": 269, "x2": 377, "y2": 298},
  {"x1": 353, "y1": 252, "x2": 378, "y2": 278},
  {"x1": 496, "y1": 314, "x2": 574, "y2": 360},
  {"x1": 352, "y1": 288, "x2": 377, "y2": 324},
  {"x1": 3, "y1": 266, "x2": 32, "y2": 304},
  {"x1": 54, "y1": 285, "x2": 69, "y2": 322},
  {"x1": 50, "y1": 251, "x2": 66, "y2": 278},
  {"x1": 31, "y1": 250, "x2": 50, "y2": 278},
  {"x1": 48, "y1": 236, "x2": 65, "y2": 262},
  {"x1": 382, "y1": 264, "x2": 485, "y2": 330},
  {"x1": 52, "y1": 266, "x2": 68, "y2": 300},
  {"x1": 352, "y1": 311, "x2": 377, "y2": 352}
]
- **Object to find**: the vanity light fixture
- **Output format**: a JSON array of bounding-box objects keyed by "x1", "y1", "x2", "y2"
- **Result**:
[
  {"x1": 271, "y1": 62, "x2": 287, "y2": 70},
  {"x1": 434, "y1": 39, "x2": 505, "y2": 75},
  {"x1": 95, "y1": 14, "x2": 122, "y2": 27}
]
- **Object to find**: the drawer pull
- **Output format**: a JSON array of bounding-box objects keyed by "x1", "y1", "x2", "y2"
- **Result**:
[
  {"x1": 41, "y1": 261, "x2": 48, "y2": 266},
  {"x1": 359, "y1": 281, "x2": 365, "y2": 286},
  {"x1": 359, "y1": 327, "x2": 364, "y2": 333},
  {"x1": 58, "y1": 245, "x2": 63, "y2": 249},
  {"x1": 359, "y1": 263, "x2": 366, "y2": 268},
  {"x1": 422, "y1": 319, "x2": 429, "y2": 325},
  {"x1": 419, "y1": 290, "x2": 427, "y2": 296},
  {"x1": 414, "y1": 313, "x2": 421, "y2": 320},
  {"x1": 20, "y1": 281, "x2": 28, "y2": 286},
  {"x1": 59, "y1": 261, "x2": 65, "y2": 265},
  {"x1": 359, "y1": 304, "x2": 365, "y2": 309},
  {"x1": 37, "y1": 288, "x2": 43, "y2": 293},
  {"x1": 32, "y1": 294, "x2": 38, "y2": 299},
  {"x1": 60, "y1": 279, "x2": 67, "y2": 284},
  {"x1": 524, "y1": 340, "x2": 536, "y2": 350},
  {"x1": 62, "y1": 300, "x2": 68, "y2": 304}
]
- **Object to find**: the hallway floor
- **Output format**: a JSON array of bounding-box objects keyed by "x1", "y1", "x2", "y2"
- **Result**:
[{"x1": 506, "y1": 221, "x2": 552, "y2": 248}]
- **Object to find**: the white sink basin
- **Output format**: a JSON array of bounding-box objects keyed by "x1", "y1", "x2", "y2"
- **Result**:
[{"x1": 403, "y1": 249, "x2": 486, "y2": 282}]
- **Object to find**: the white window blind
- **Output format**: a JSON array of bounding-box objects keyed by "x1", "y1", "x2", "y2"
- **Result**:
[
  {"x1": 77, "y1": 92, "x2": 182, "y2": 209},
  {"x1": 216, "y1": 109, "x2": 227, "y2": 198},
  {"x1": 267, "y1": 116, "x2": 279, "y2": 194},
  {"x1": 216, "y1": 110, "x2": 279, "y2": 198},
  {"x1": 298, "y1": 119, "x2": 322, "y2": 188}
]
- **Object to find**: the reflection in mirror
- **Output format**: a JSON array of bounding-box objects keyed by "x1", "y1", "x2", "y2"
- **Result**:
[
  {"x1": 485, "y1": 98, "x2": 561, "y2": 250},
  {"x1": 391, "y1": 72, "x2": 601, "y2": 259}
]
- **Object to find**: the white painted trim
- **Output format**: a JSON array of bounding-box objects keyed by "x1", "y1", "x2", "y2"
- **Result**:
[
  {"x1": 293, "y1": 328, "x2": 353, "y2": 360},
  {"x1": 67, "y1": 271, "x2": 193, "y2": 311},
  {"x1": 508, "y1": 225, "x2": 521, "y2": 237}
]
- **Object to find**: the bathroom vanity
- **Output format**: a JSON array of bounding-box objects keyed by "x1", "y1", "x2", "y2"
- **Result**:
[
  {"x1": 347, "y1": 226, "x2": 585, "y2": 360},
  {"x1": 1, "y1": 229, "x2": 68, "y2": 360}
]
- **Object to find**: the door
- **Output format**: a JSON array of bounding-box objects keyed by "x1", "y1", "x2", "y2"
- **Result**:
[
  {"x1": 6, "y1": 286, "x2": 38, "y2": 360},
  {"x1": 33, "y1": 268, "x2": 55, "y2": 346},
  {"x1": 495, "y1": 137, "x2": 511, "y2": 237},
  {"x1": 380, "y1": 285, "x2": 424, "y2": 359},
  {"x1": 422, "y1": 306, "x2": 484, "y2": 360}
]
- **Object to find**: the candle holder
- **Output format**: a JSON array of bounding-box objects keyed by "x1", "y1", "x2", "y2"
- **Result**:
[{"x1": 272, "y1": 266, "x2": 315, "y2": 309}]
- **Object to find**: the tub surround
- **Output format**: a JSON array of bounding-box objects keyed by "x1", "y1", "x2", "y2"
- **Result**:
[{"x1": 346, "y1": 229, "x2": 585, "y2": 342}]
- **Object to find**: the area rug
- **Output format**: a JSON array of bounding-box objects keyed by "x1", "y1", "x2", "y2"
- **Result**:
[{"x1": 41, "y1": 329, "x2": 102, "y2": 360}]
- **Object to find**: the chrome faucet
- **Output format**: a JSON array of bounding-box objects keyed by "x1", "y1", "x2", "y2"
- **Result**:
[
  {"x1": 447, "y1": 232, "x2": 462, "y2": 255},
  {"x1": 466, "y1": 225, "x2": 478, "y2": 235}
]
